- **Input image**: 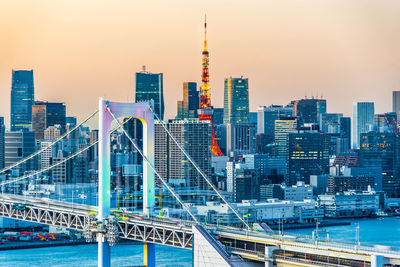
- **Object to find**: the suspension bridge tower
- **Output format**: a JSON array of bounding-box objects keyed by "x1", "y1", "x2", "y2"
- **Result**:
[{"x1": 198, "y1": 15, "x2": 224, "y2": 156}]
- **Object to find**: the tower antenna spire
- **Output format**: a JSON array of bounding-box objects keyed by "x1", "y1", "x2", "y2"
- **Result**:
[
  {"x1": 204, "y1": 14, "x2": 207, "y2": 51},
  {"x1": 198, "y1": 15, "x2": 223, "y2": 156}
]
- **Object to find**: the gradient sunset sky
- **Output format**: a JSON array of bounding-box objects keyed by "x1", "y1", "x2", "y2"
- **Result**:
[{"x1": 1, "y1": 0, "x2": 400, "y2": 126}]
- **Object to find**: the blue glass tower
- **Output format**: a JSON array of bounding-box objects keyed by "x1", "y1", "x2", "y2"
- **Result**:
[
  {"x1": 10, "y1": 70, "x2": 35, "y2": 131},
  {"x1": 135, "y1": 67, "x2": 164, "y2": 120}
]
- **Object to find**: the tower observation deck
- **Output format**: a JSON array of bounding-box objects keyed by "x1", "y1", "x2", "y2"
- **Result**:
[{"x1": 198, "y1": 16, "x2": 224, "y2": 156}]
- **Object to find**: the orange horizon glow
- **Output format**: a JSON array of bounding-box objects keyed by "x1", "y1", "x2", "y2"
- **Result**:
[{"x1": 1, "y1": 0, "x2": 400, "y2": 127}]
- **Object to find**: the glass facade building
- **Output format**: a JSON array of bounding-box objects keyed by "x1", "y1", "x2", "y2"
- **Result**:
[
  {"x1": 135, "y1": 69, "x2": 164, "y2": 120},
  {"x1": 352, "y1": 102, "x2": 375, "y2": 149},
  {"x1": 5, "y1": 131, "x2": 35, "y2": 175},
  {"x1": 288, "y1": 132, "x2": 330, "y2": 185},
  {"x1": 223, "y1": 77, "x2": 249, "y2": 124},
  {"x1": 10, "y1": 70, "x2": 35, "y2": 131},
  {"x1": 257, "y1": 105, "x2": 294, "y2": 135},
  {"x1": 32, "y1": 101, "x2": 66, "y2": 139}
]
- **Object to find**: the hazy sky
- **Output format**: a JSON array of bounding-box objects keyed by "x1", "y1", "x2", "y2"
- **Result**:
[{"x1": 1, "y1": 0, "x2": 400, "y2": 127}]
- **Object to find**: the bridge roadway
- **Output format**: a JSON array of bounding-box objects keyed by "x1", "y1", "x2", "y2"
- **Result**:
[{"x1": 2, "y1": 194, "x2": 400, "y2": 267}]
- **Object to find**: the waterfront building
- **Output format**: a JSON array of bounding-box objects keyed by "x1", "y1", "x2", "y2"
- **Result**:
[
  {"x1": 293, "y1": 98, "x2": 326, "y2": 124},
  {"x1": 282, "y1": 181, "x2": 313, "y2": 201},
  {"x1": 318, "y1": 190, "x2": 379, "y2": 217},
  {"x1": 32, "y1": 101, "x2": 66, "y2": 139},
  {"x1": 342, "y1": 166, "x2": 383, "y2": 191},
  {"x1": 287, "y1": 131, "x2": 330, "y2": 185},
  {"x1": 259, "y1": 184, "x2": 283, "y2": 201},
  {"x1": 135, "y1": 66, "x2": 164, "y2": 120},
  {"x1": 193, "y1": 199, "x2": 323, "y2": 225},
  {"x1": 310, "y1": 174, "x2": 329, "y2": 195},
  {"x1": 359, "y1": 132, "x2": 397, "y2": 197},
  {"x1": 257, "y1": 105, "x2": 294, "y2": 135},
  {"x1": 352, "y1": 102, "x2": 374, "y2": 149},
  {"x1": 274, "y1": 117, "x2": 298, "y2": 158},
  {"x1": 5, "y1": 131, "x2": 35, "y2": 175},
  {"x1": 328, "y1": 176, "x2": 376, "y2": 194},
  {"x1": 223, "y1": 77, "x2": 249, "y2": 124},
  {"x1": 10, "y1": 70, "x2": 35, "y2": 131}
]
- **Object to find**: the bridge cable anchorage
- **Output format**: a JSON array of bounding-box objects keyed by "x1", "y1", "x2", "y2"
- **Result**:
[
  {"x1": 0, "y1": 116, "x2": 135, "y2": 187},
  {"x1": 0, "y1": 110, "x2": 99, "y2": 175},
  {"x1": 149, "y1": 106, "x2": 250, "y2": 230},
  {"x1": 105, "y1": 105, "x2": 200, "y2": 225}
]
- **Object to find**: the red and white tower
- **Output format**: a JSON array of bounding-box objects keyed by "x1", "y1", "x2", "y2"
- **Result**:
[{"x1": 198, "y1": 16, "x2": 224, "y2": 156}]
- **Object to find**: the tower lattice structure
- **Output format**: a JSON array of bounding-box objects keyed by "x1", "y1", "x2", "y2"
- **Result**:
[{"x1": 198, "y1": 16, "x2": 224, "y2": 156}]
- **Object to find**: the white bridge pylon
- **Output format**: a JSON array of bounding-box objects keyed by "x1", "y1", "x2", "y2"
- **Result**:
[{"x1": 98, "y1": 98, "x2": 155, "y2": 267}]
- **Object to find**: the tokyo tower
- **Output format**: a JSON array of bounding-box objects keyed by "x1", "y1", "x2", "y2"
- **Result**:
[{"x1": 198, "y1": 16, "x2": 224, "y2": 156}]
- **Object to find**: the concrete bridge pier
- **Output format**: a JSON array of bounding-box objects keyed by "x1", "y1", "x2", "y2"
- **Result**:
[{"x1": 143, "y1": 242, "x2": 155, "y2": 267}]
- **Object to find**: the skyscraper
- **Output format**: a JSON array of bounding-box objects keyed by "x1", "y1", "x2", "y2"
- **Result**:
[
  {"x1": 5, "y1": 131, "x2": 35, "y2": 175},
  {"x1": 155, "y1": 119, "x2": 212, "y2": 189},
  {"x1": 223, "y1": 77, "x2": 249, "y2": 124},
  {"x1": 393, "y1": 91, "x2": 400, "y2": 120},
  {"x1": 359, "y1": 132, "x2": 398, "y2": 197},
  {"x1": 294, "y1": 98, "x2": 326, "y2": 124},
  {"x1": 135, "y1": 66, "x2": 164, "y2": 120},
  {"x1": 32, "y1": 101, "x2": 66, "y2": 139},
  {"x1": 352, "y1": 102, "x2": 374, "y2": 149},
  {"x1": 257, "y1": 105, "x2": 294, "y2": 135},
  {"x1": 183, "y1": 82, "x2": 199, "y2": 118},
  {"x1": 340, "y1": 117, "x2": 351, "y2": 150},
  {"x1": 274, "y1": 117, "x2": 298, "y2": 158},
  {"x1": 288, "y1": 132, "x2": 330, "y2": 185},
  {"x1": 10, "y1": 70, "x2": 35, "y2": 131}
]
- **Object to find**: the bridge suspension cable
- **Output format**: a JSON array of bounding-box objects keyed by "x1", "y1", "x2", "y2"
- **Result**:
[
  {"x1": 105, "y1": 105, "x2": 200, "y2": 224},
  {"x1": 149, "y1": 106, "x2": 250, "y2": 229},
  {"x1": 0, "y1": 115, "x2": 134, "y2": 187},
  {"x1": 0, "y1": 110, "x2": 99, "y2": 175}
]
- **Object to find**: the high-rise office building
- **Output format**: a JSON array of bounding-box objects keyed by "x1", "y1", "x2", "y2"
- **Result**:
[
  {"x1": 374, "y1": 112, "x2": 397, "y2": 133},
  {"x1": 393, "y1": 91, "x2": 400, "y2": 120},
  {"x1": 32, "y1": 101, "x2": 66, "y2": 139},
  {"x1": 257, "y1": 105, "x2": 294, "y2": 135},
  {"x1": 340, "y1": 117, "x2": 351, "y2": 151},
  {"x1": 135, "y1": 66, "x2": 164, "y2": 120},
  {"x1": 223, "y1": 77, "x2": 249, "y2": 124},
  {"x1": 0, "y1": 117, "x2": 4, "y2": 169},
  {"x1": 182, "y1": 82, "x2": 199, "y2": 119},
  {"x1": 155, "y1": 119, "x2": 212, "y2": 189},
  {"x1": 294, "y1": 98, "x2": 326, "y2": 124},
  {"x1": 352, "y1": 102, "x2": 374, "y2": 149},
  {"x1": 287, "y1": 131, "x2": 330, "y2": 185},
  {"x1": 10, "y1": 70, "x2": 35, "y2": 131},
  {"x1": 319, "y1": 113, "x2": 343, "y2": 133},
  {"x1": 274, "y1": 117, "x2": 298, "y2": 158},
  {"x1": 359, "y1": 132, "x2": 398, "y2": 197},
  {"x1": 5, "y1": 131, "x2": 35, "y2": 175},
  {"x1": 225, "y1": 123, "x2": 255, "y2": 156}
]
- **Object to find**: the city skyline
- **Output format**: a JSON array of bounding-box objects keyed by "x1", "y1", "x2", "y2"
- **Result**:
[{"x1": 1, "y1": 1, "x2": 400, "y2": 127}]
